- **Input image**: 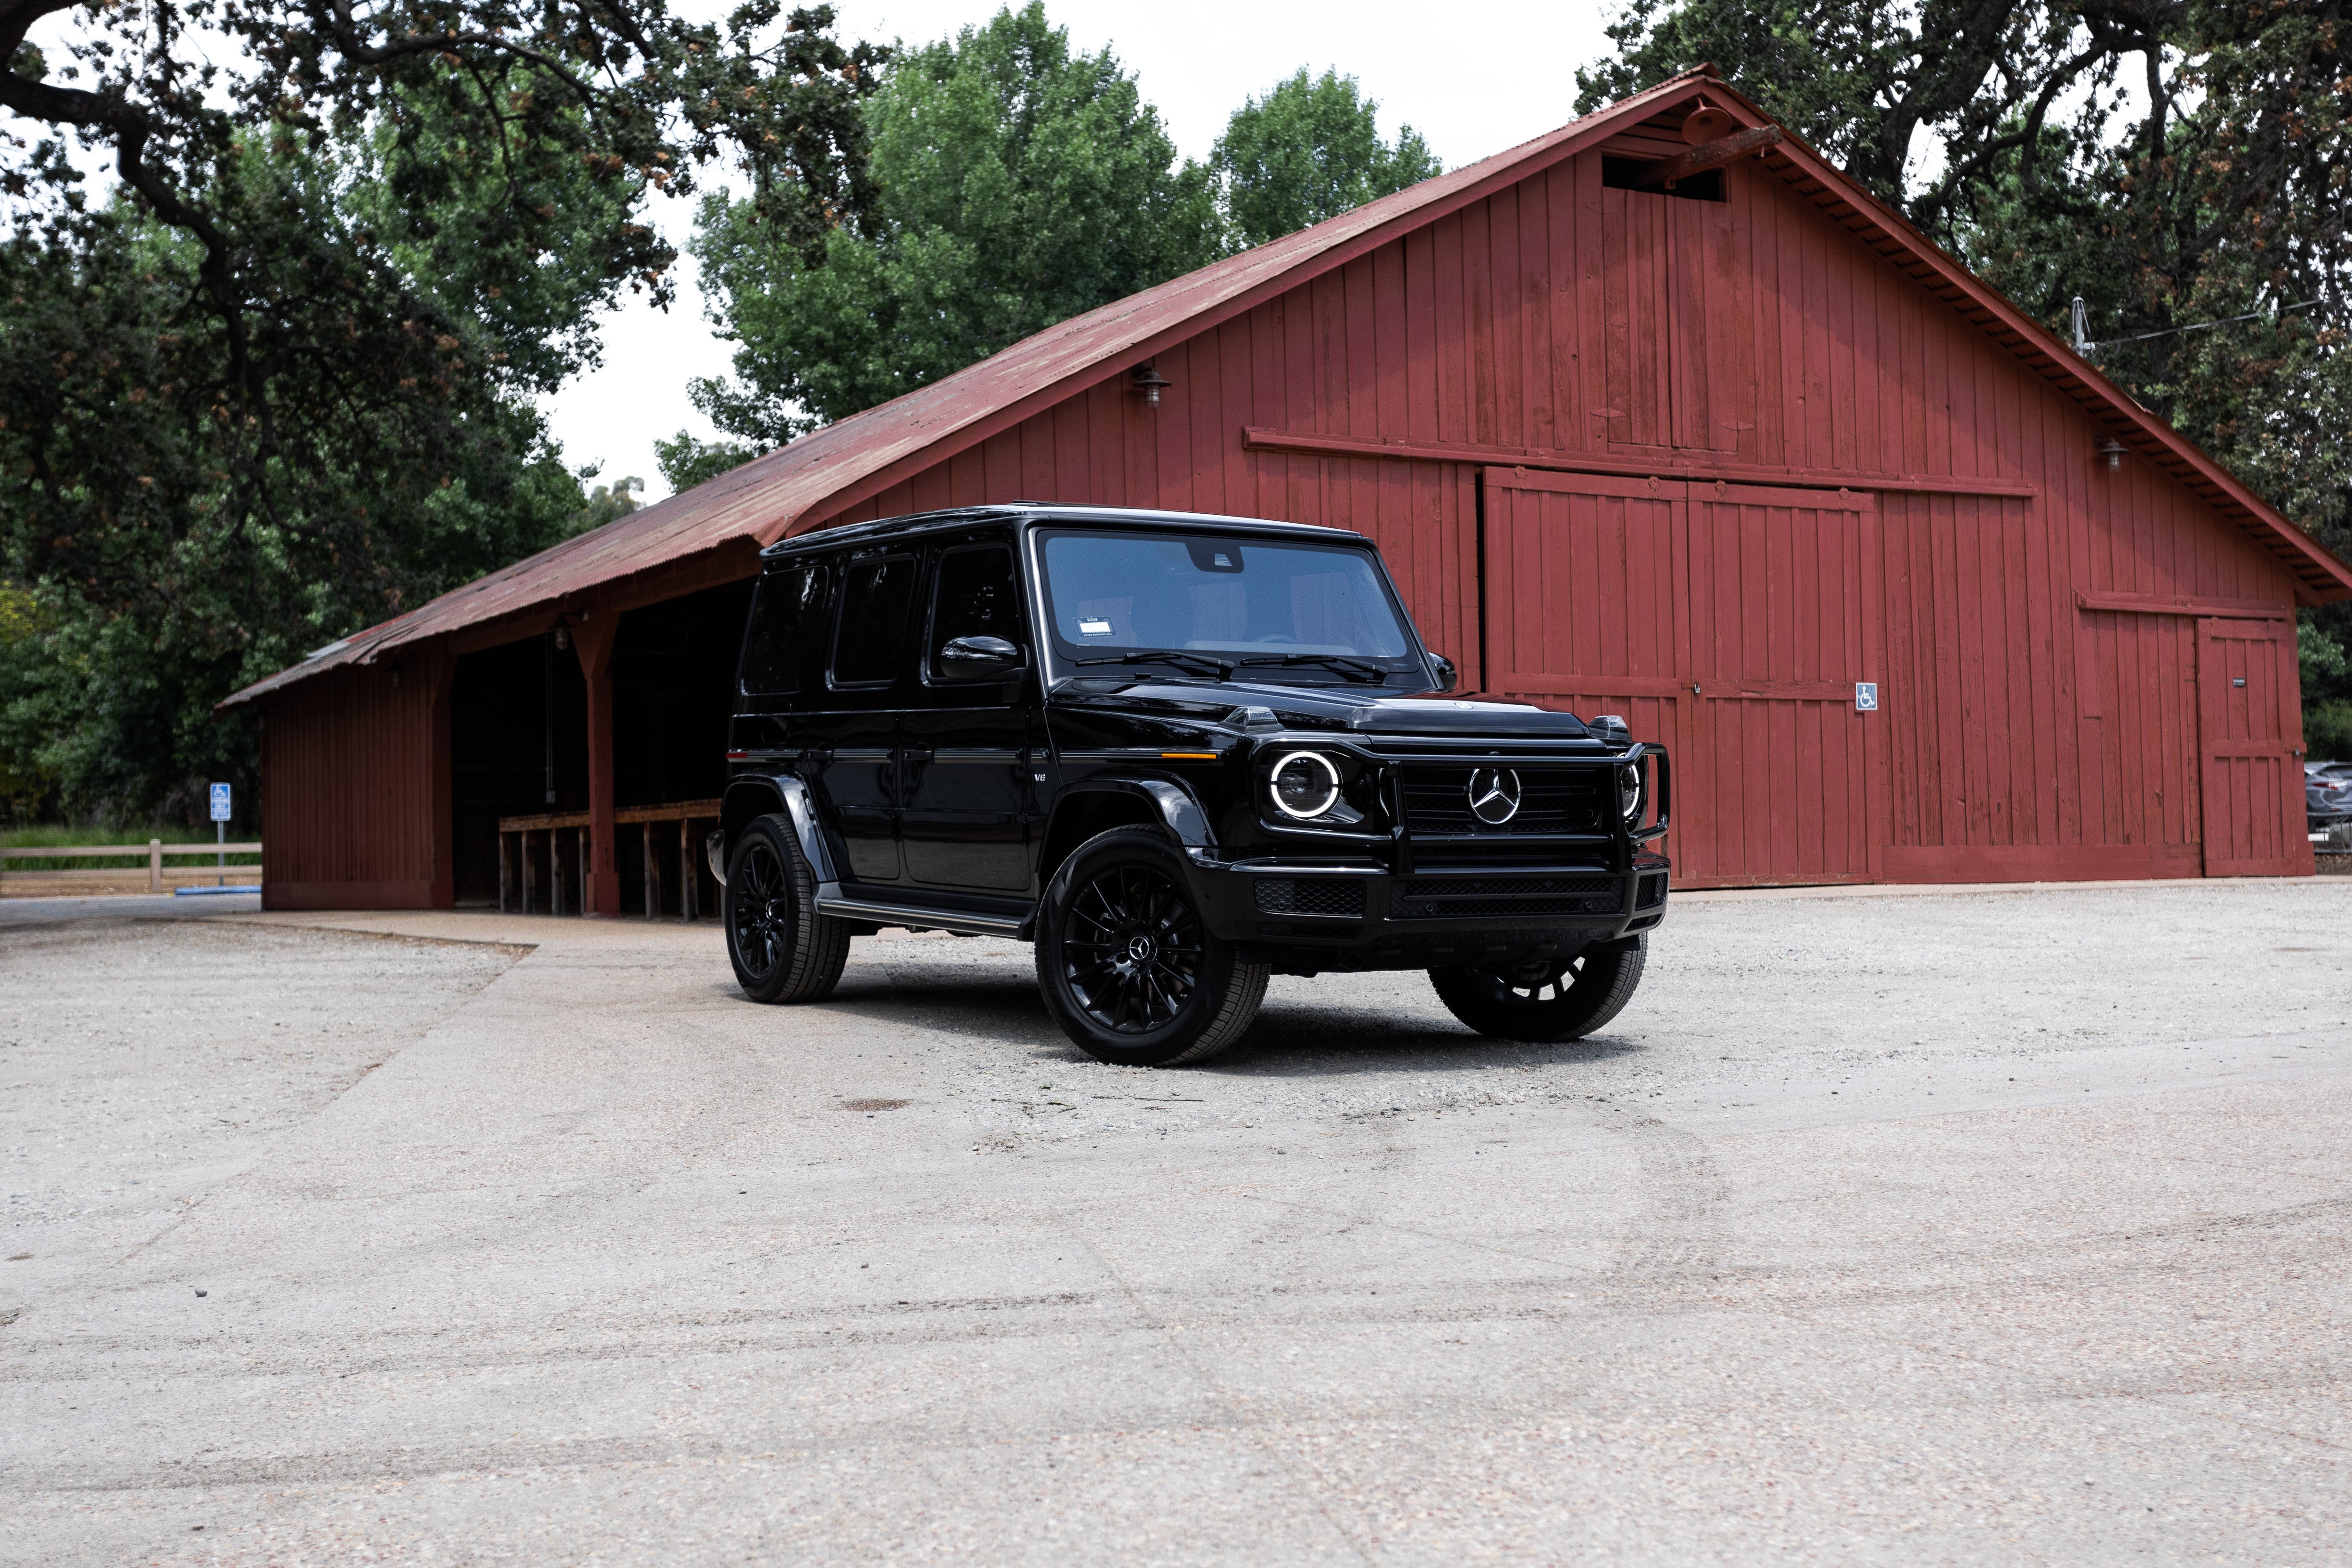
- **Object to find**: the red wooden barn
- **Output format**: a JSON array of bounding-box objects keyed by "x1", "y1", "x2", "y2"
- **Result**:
[{"x1": 225, "y1": 66, "x2": 2352, "y2": 910}]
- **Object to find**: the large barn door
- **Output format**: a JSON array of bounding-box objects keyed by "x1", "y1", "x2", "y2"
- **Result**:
[
  {"x1": 1685, "y1": 484, "x2": 1880, "y2": 885},
  {"x1": 1482, "y1": 470, "x2": 1880, "y2": 887},
  {"x1": 2196, "y1": 618, "x2": 2311, "y2": 876}
]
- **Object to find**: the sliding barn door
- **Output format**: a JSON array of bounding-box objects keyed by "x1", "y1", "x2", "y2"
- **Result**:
[
  {"x1": 1483, "y1": 470, "x2": 1882, "y2": 886},
  {"x1": 2197, "y1": 618, "x2": 2312, "y2": 876}
]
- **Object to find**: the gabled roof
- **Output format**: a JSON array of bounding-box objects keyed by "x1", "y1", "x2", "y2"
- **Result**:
[{"x1": 224, "y1": 67, "x2": 2350, "y2": 708}]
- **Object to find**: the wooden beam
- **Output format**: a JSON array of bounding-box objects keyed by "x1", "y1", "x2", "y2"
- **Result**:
[
  {"x1": 1240, "y1": 427, "x2": 2040, "y2": 498},
  {"x1": 1633, "y1": 125, "x2": 1782, "y2": 189},
  {"x1": 2074, "y1": 590, "x2": 2290, "y2": 620}
]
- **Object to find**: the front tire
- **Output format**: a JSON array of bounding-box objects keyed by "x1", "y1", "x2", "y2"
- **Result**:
[
  {"x1": 1034, "y1": 827, "x2": 1268, "y2": 1067},
  {"x1": 1430, "y1": 937, "x2": 1647, "y2": 1043},
  {"x1": 725, "y1": 813, "x2": 851, "y2": 1003}
]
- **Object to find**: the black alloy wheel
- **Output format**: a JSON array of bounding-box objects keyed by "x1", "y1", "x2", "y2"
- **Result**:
[
  {"x1": 1063, "y1": 864, "x2": 1205, "y2": 1034},
  {"x1": 1428, "y1": 937, "x2": 1647, "y2": 1043},
  {"x1": 723, "y1": 812, "x2": 850, "y2": 1004},
  {"x1": 1033, "y1": 826, "x2": 1268, "y2": 1067}
]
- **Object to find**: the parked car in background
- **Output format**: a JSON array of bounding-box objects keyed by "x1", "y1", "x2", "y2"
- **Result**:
[{"x1": 2307, "y1": 761, "x2": 2352, "y2": 832}]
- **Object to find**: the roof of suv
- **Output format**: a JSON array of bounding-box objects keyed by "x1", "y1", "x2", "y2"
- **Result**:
[{"x1": 756, "y1": 504, "x2": 1367, "y2": 561}]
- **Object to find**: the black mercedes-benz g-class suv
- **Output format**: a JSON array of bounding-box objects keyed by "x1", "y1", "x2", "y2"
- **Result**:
[{"x1": 710, "y1": 504, "x2": 1670, "y2": 1067}]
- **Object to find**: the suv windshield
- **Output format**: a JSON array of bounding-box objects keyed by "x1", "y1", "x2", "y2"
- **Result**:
[{"x1": 1039, "y1": 530, "x2": 1418, "y2": 682}]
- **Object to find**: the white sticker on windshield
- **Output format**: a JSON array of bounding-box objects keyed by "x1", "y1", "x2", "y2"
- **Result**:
[{"x1": 1078, "y1": 619, "x2": 1113, "y2": 637}]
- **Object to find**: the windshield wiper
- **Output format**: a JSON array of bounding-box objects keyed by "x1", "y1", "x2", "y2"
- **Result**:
[
  {"x1": 1236, "y1": 653, "x2": 1389, "y2": 685},
  {"x1": 1075, "y1": 650, "x2": 1236, "y2": 679}
]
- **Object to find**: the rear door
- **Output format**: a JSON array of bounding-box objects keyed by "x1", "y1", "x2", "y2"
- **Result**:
[
  {"x1": 1482, "y1": 469, "x2": 1882, "y2": 886},
  {"x1": 811, "y1": 549, "x2": 920, "y2": 884},
  {"x1": 2197, "y1": 617, "x2": 2312, "y2": 876}
]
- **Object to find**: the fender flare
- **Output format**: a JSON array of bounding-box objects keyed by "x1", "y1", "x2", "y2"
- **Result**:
[
  {"x1": 716, "y1": 774, "x2": 838, "y2": 887},
  {"x1": 1052, "y1": 775, "x2": 1215, "y2": 848}
]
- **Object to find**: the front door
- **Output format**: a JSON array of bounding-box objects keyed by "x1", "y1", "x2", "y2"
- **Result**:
[
  {"x1": 901, "y1": 540, "x2": 1038, "y2": 891},
  {"x1": 2197, "y1": 617, "x2": 2311, "y2": 876},
  {"x1": 1482, "y1": 469, "x2": 1882, "y2": 886}
]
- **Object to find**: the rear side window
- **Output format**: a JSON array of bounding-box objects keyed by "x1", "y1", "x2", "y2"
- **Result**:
[
  {"x1": 928, "y1": 545, "x2": 1019, "y2": 676},
  {"x1": 831, "y1": 554, "x2": 917, "y2": 686},
  {"x1": 739, "y1": 565, "x2": 825, "y2": 694}
]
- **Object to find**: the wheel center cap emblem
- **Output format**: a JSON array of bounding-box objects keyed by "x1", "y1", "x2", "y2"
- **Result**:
[
  {"x1": 1126, "y1": 934, "x2": 1157, "y2": 964},
  {"x1": 1466, "y1": 766, "x2": 1523, "y2": 825}
]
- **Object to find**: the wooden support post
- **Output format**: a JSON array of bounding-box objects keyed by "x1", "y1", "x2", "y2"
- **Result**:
[
  {"x1": 573, "y1": 612, "x2": 621, "y2": 915},
  {"x1": 149, "y1": 838, "x2": 162, "y2": 895},
  {"x1": 576, "y1": 827, "x2": 588, "y2": 917},
  {"x1": 522, "y1": 829, "x2": 537, "y2": 913},
  {"x1": 498, "y1": 830, "x2": 512, "y2": 914},
  {"x1": 643, "y1": 822, "x2": 659, "y2": 920},
  {"x1": 549, "y1": 827, "x2": 565, "y2": 916},
  {"x1": 679, "y1": 817, "x2": 699, "y2": 923}
]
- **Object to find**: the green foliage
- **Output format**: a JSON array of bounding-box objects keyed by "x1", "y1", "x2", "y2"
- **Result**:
[
  {"x1": 2305, "y1": 613, "x2": 2352, "y2": 760},
  {"x1": 573, "y1": 474, "x2": 645, "y2": 533},
  {"x1": 1210, "y1": 68, "x2": 1441, "y2": 248},
  {"x1": 689, "y1": 3, "x2": 1221, "y2": 446},
  {"x1": 0, "y1": 0, "x2": 883, "y2": 822},
  {"x1": 655, "y1": 432, "x2": 762, "y2": 493},
  {"x1": 685, "y1": 6, "x2": 1447, "y2": 456}
]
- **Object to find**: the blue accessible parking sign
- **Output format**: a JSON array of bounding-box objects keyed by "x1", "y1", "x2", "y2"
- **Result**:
[{"x1": 209, "y1": 783, "x2": 232, "y2": 822}]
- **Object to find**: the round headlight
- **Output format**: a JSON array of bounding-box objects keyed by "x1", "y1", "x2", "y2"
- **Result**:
[
  {"x1": 1617, "y1": 762, "x2": 1644, "y2": 824},
  {"x1": 1270, "y1": 751, "x2": 1342, "y2": 820}
]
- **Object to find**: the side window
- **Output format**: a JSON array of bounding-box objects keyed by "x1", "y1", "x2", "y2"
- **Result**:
[
  {"x1": 928, "y1": 545, "x2": 1019, "y2": 677},
  {"x1": 830, "y1": 554, "x2": 917, "y2": 687},
  {"x1": 738, "y1": 565, "x2": 825, "y2": 694}
]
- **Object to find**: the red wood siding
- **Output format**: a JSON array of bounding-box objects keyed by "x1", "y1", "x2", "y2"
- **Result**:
[{"x1": 260, "y1": 653, "x2": 452, "y2": 908}]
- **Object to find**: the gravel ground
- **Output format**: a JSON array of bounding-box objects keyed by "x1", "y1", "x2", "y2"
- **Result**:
[
  {"x1": 1, "y1": 919, "x2": 520, "y2": 1270},
  {"x1": 1, "y1": 884, "x2": 2347, "y2": 1567}
]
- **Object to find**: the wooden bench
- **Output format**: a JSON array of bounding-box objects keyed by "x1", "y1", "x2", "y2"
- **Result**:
[{"x1": 496, "y1": 800, "x2": 722, "y2": 920}]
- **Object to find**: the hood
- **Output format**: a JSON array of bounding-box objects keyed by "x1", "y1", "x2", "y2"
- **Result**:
[{"x1": 1052, "y1": 679, "x2": 1596, "y2": 740}]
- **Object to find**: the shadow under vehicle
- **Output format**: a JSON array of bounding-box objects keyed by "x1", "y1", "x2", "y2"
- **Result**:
[{"x1": 707, "y1": 505, "x2": 1671, "y2": 1067}]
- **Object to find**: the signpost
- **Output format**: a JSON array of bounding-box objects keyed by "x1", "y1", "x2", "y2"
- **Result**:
[{"x1": 209, "y1": 783, "x2": 231, "y2": 887}]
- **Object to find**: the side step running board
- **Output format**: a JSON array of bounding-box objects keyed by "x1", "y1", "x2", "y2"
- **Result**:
[{"x1": 814, "y1": 894, "x2": 1030, "y2": 938}]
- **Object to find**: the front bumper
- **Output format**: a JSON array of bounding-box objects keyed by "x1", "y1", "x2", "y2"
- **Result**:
[{"x1": 1185, "y1": 852, "x2": 1670, "y2": 971}]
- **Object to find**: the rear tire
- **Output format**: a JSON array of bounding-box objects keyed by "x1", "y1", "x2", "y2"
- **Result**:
[
  {"x1": 1035, "y1": 827, "x2": 1268, "y2": 1067},
  {"x1": 724, "y1": 813, "x2": 851, "y2": 1004},
  {"x1": 1429, "y1": 937, "x2": 1646, "y2": 1042}
]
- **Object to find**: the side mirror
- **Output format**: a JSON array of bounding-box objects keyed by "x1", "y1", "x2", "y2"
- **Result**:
[
  {"x1": 1429, "y1": 653, "x2": 1459, "y2": 692},
  {"x1": 938, "y1": 634, "x2": 1025, "y2": 680}
]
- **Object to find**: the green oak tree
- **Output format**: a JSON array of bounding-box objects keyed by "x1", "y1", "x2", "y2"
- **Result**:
[
  {"x1": 1211, "y1": 67, "x2": 1440, "y2": 249},
  {"x1": 0, "y1": 0, "x2": 882, "y2": 819}
]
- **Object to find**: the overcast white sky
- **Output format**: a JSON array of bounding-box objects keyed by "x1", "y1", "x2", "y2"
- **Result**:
[{"x1": 556, "y1": 2, "x2": 1625, "y2": 499}]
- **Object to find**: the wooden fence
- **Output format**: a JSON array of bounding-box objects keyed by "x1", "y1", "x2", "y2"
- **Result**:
[
  {"x1": 497, "y1": 800, "x2": 719, "y2": 920},
  {"x1": 1, "y1": 841, "x2": 263, "y2": 893}
]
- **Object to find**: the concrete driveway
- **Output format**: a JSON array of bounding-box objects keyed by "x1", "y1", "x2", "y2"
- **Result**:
[{"x1": 3, "y1": 880, "x2": 2348, "y2": 1565}]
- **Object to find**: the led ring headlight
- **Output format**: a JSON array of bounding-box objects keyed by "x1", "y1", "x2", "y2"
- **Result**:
[
  {"x1": 1270, "y1": 750, "x2": 1342, "y2": 820},
  {"x1": 1618, "y1": 761, "x2": 1645, "y2": 825}
]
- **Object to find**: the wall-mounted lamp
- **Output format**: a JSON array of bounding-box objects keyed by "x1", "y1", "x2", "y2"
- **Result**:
[
  {"x1": 1682, "y1": 99, "x2": 1738, "y2": 145},
  {"x1": 2097, "y1": 437, "x2": 2127, "y2": 471},
  {"x1": 553, "y1": 622, "x2": 572, "y2": 652},
  {"x1": 1131, "y1": 364, "x2": 1172, "y2": 410}
]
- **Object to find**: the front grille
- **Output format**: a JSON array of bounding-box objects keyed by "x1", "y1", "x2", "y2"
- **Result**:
[
  {"x1": 1636, "y1": 871, "x2": 1668, "y2": 908},
  {"x1": 1402, "y1": 765, "x2": 1606, "y2": 837},
  {"x1": 1391, "y1": 875, "x2": 1621, "y2": 920},
  {"x1": 1255, "y1": 878, "x2": 1367, "y2": 917}
]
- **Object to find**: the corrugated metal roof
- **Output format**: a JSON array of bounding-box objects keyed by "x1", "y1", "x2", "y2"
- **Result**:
[{"x1": 223, "y1": 65, "x2": 2351, "y2": 709}]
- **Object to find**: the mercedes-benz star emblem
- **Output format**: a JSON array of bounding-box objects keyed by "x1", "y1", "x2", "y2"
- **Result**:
[{"x1": 1466, "y1": 766, "x2": 1522, "y2": 825}]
